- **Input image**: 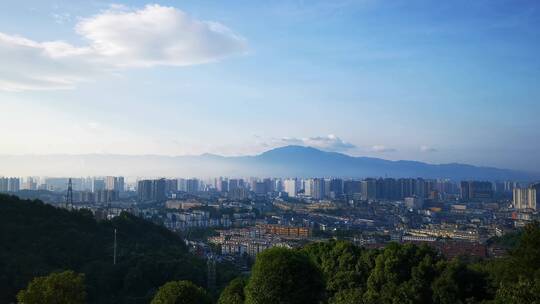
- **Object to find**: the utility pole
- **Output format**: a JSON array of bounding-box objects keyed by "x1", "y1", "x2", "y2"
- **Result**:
[
  {"x1": 207, "y1": 255, "x2": 216, "y2": 292},
  {"x1": 113, "y1": 229, "x2": 117, "y2": 265}
]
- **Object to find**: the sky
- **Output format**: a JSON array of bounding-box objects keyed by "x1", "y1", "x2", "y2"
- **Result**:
[{"x1": 0, "y1": 0, "x2": 539, "y2": 172}]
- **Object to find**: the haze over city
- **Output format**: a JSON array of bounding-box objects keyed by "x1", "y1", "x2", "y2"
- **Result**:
[{"x1": 1, "y1": 0, "x2": 540, "y2": 174}]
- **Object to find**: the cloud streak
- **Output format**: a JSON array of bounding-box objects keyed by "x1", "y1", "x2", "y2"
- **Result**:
[
  {"x1": 370, "y1": 145, "x2": 396, "y2": 152},
  {"x1": 0, "y1": 4, "x2": 247, "y2": 92},
  {"x1": 420, "y1": 145, "x2": 437, "y2": 152},
  {"x1": 279, "y1": 134, "x2": 356, "y2": 152}
]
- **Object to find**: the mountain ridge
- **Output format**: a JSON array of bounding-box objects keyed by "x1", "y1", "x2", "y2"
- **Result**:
[{"x1": 0, "y1": 145, "x2": 538, "y2": 180}]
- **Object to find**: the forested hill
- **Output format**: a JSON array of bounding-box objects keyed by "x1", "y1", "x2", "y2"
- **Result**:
[{"x1": 0, "y1": 194, "x2": 208, "y2": 304}]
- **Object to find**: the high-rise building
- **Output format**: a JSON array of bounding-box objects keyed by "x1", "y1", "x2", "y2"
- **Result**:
[
  {"x1": 137, "y1": 180, "x2": 153, "y2": 202},
  {"x1": 215, "y1": 177, "x2": 228, "y2": 192},
  {"x1": 361, "y1": 178, "x2": 377, "y2": 201},
  {"x1": 274, "y1": 179, "x2": 284, "y2": 192},
  {"x1": 531, "y1": 183, "x2": 540, "y2": 206},
  {"x1": 398, "y1": 178, "x2": 416, "y2": 199},
  {"x1": 513, "y1": 187, "x2": 537, "y2": 210},
  {"x1": 106, "y1": 176, "x2": 116, "y2": 191},
  {"x1": 460, "y1": 181, "x2": 493, "y2": 201},
  {"x1": 343, "y1": 180, "x2": 361, "y2": 195},
  {"x1": 253, "y1": 181, "x2": 267, "y2": 195},
  {"x1": 186, "y1": 179, "x2": 199, "y2": 194},
  {"x1": 105, "y1": 176, "x2": 124, "y2": 193},
  {"x1": 23, "y1": 177, "x2": 37, "y2": 190},
  {"x1": 329, "y1": 178, "x2": 343, "y2": 197},
  {"x1": 415, "y1": 178, "x2": 426, "y2": 198},
  {"x1": 0, "y1": 177, "x2": 21, "y2": 192},
  {"x1": 92, "y1": 179, "x2": 106, "y2": 193},
  {"x1": 137, "y1": 179, "x2": 166, "y2": 202},
  {"x1": 436, "y1": 179, "x2": 458, "y2": 196},
  {"x1": 303, "y1": 179, "x2": 314, "y2": 197},
  {"x1": 229, "y1": 179, "x2": 240, "y2": 191},
  {"x1": 8, "y1": 178, "x2": 20, "y2": 192},
  {"x1": 382, "y1": 178, "x2": 398, "y2": 200},
  {"x1": 312, "y1": 178, "x2": 325, "y2": 200},
  {"x1": 263, "y1": 178, "x2": 274, "y2": 193},
  {"x1": 117, "y1": 177, "x2": 125, "y2": 193},
  {"x1": 284, "y1": 179, "x2": 299, "y2": 197},
  {"x1": 229, "y1": 187, "x2": 248, "y2": 200},
  {"x1": 152, "y1": 179, "x2": 167, "y2": 202},
  {"x1": 165, "y1": 179, "x2": 178, "y2": 194},
  {"x1": 178, "y1": 178, "x2": 187, "y2": 192},
  {"x1": 0, "y1": 177, "x2": 9, "y2": 192}
]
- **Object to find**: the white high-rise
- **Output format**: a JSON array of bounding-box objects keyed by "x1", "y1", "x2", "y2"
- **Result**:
[
  {"x1": 513, "y1": 188, "x2": 537, "y2": 211},
  {"x1": 284, "y1": 179, "x2": 298, "y2": 197}
]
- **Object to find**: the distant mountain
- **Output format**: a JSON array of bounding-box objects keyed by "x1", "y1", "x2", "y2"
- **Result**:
[{"x1": 0, "y1": 145, "x2": 538, "y2": 180}]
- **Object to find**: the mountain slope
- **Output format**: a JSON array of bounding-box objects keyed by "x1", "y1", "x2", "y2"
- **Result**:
[
  {"x1": 0, "y1": 194, "x2": 207, "y2": 304},
  {"x1": 0, "y1": 145, "x2": 537, "y2": 180}
]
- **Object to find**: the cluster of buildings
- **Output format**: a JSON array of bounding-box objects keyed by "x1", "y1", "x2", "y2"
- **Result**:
[
  {"x1": 133, "y1": 177, "x2": 463, "y2": 203},
  {"x1": 137, "y1": 178, "x2": 201, "y2": 202},
  {"x1": 0, "y1": 177, "x2": 20, "y2": 192},
  {"x1": 513, "y1": 183, "x2": 540, "y2": 211},
  {"x1": 0, "y1": 176, "x2": 125, "y2": 193},
  {"x1": 3, "y1": 173, "x2": 540, "y2": 262},
  {"x1": 162, "y1": 208, "x2": 256, "y2": 231},
  {"x1": 208, "y1": 224, "x2": 310, "y2": 257}
]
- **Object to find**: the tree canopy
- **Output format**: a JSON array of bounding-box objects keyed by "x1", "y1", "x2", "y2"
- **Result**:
[
  {"x1": 221, "y1": 222, "x2": 540, "y2": 304},
  {"x1": 218, "y1": 277, "x2": 246, "y2": 304},
  {"x1": 151, "y1": 280, "x2": 211, "y2": 304},
  {"x1": 16, "y1": 270, "x2": 86, "y2": 304},
  {"x1": 0, "y1": 194, "x2": 236, "y2": 303},
  {"x1": 244, "y1": 247, "x2": 324, "y2": 304}
]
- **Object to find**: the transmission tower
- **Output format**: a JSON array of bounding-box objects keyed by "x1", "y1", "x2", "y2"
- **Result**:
[
  {"x1": 65, "y1": 178, "x2": 73, "y2": 210},
  {"x1": 207, "y1": 255, "x2": 216, "y2": 292}
]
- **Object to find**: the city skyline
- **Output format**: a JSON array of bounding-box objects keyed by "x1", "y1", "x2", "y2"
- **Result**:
[{"x1": 1, "y1": 0, "x2": 540, "y2": 171}]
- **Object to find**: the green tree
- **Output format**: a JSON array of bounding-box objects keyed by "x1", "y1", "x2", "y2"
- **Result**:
[
  {"x1": 431, "y1": 259, "x2": 489, "y2": 304},
  {"x1": 218, "y1": 277, "x2": 246, "y2": 304},
  {"x1": 494, "y1": 276, "x2": 540, "y2": 304},
  {"x1": 16, "y1": 270, "x2": 86, "y2": 304},
  {"x1": 302, "y1": 240, "x2": 377, "y2": 299},
  {"x1": 244, "y1": 247, "x2": 324, "y2": 304},
  {"x1": 483, "y1": 222, "x2": 540, "y2": 304},
  {"x1": 151, "y1": 280, "x2": 211, "y2": 304},
  {"x1": 364, "y1": 243, "x2": 440, "y2": 304},
  {"x1": 329, "y1": 288, "x2": 364, "y2": 304}
]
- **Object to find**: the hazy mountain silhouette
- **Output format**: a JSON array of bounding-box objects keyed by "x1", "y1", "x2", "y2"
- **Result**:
[{"x1": 0, "y1": 145, "x2": 537, "y2": 180}]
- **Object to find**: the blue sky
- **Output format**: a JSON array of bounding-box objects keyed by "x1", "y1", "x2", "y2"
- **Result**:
[{"x1": 0, "y1": 0, "x2": 539, "y2": 171}]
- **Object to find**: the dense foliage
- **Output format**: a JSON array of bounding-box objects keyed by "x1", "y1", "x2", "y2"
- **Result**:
[
  {"x1": 219, "y1": 222, "x2": 540, "y2": 304},
  {"x1": 217, "y1": 277, "x2": 246, "y2": 304},
  {"x1": 0, "y1": 194, "x2": 209, "y2": 304},
  {"x1": 244, "y1": 247, "x2": 324, "y2": 304},
  {"x1": 4, "y1": 193, "x2": 540, "y2": 304},
  {"x1": 150, "y1": 280, "x2": 211, "y2": 304},
  {"x1": 16, "y1": 270, "x2": 86, "y2": 304}
]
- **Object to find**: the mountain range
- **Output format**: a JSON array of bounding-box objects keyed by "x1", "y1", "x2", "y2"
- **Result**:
[{"x1": 0, "y1": 145, "x2": 538, "y2": 180}]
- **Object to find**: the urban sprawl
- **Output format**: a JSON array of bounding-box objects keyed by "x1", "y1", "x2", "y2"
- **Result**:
[{"x1": 1, "y1": 175, "x2": 538, "y2": 269}]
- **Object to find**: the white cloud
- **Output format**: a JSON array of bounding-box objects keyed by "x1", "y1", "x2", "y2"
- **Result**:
[
  {"x1": 0, "y1": 33, "x2": 96, "y2": 92},
  {"x1": 0, "y1": 4, "x2": 247, "y2": 91},
  {"x1": 76, "y1": 4, "x2": 247, "y2": 67},
  {"x1": 370, "y1": 145, "x2": 396, "y2": 152},
  {"x1": 280, "y1": 134, "x2": 356, "y2": 151},
  {"x1": 420, "y1": 145, "x2": 437, "y2": 152}
]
